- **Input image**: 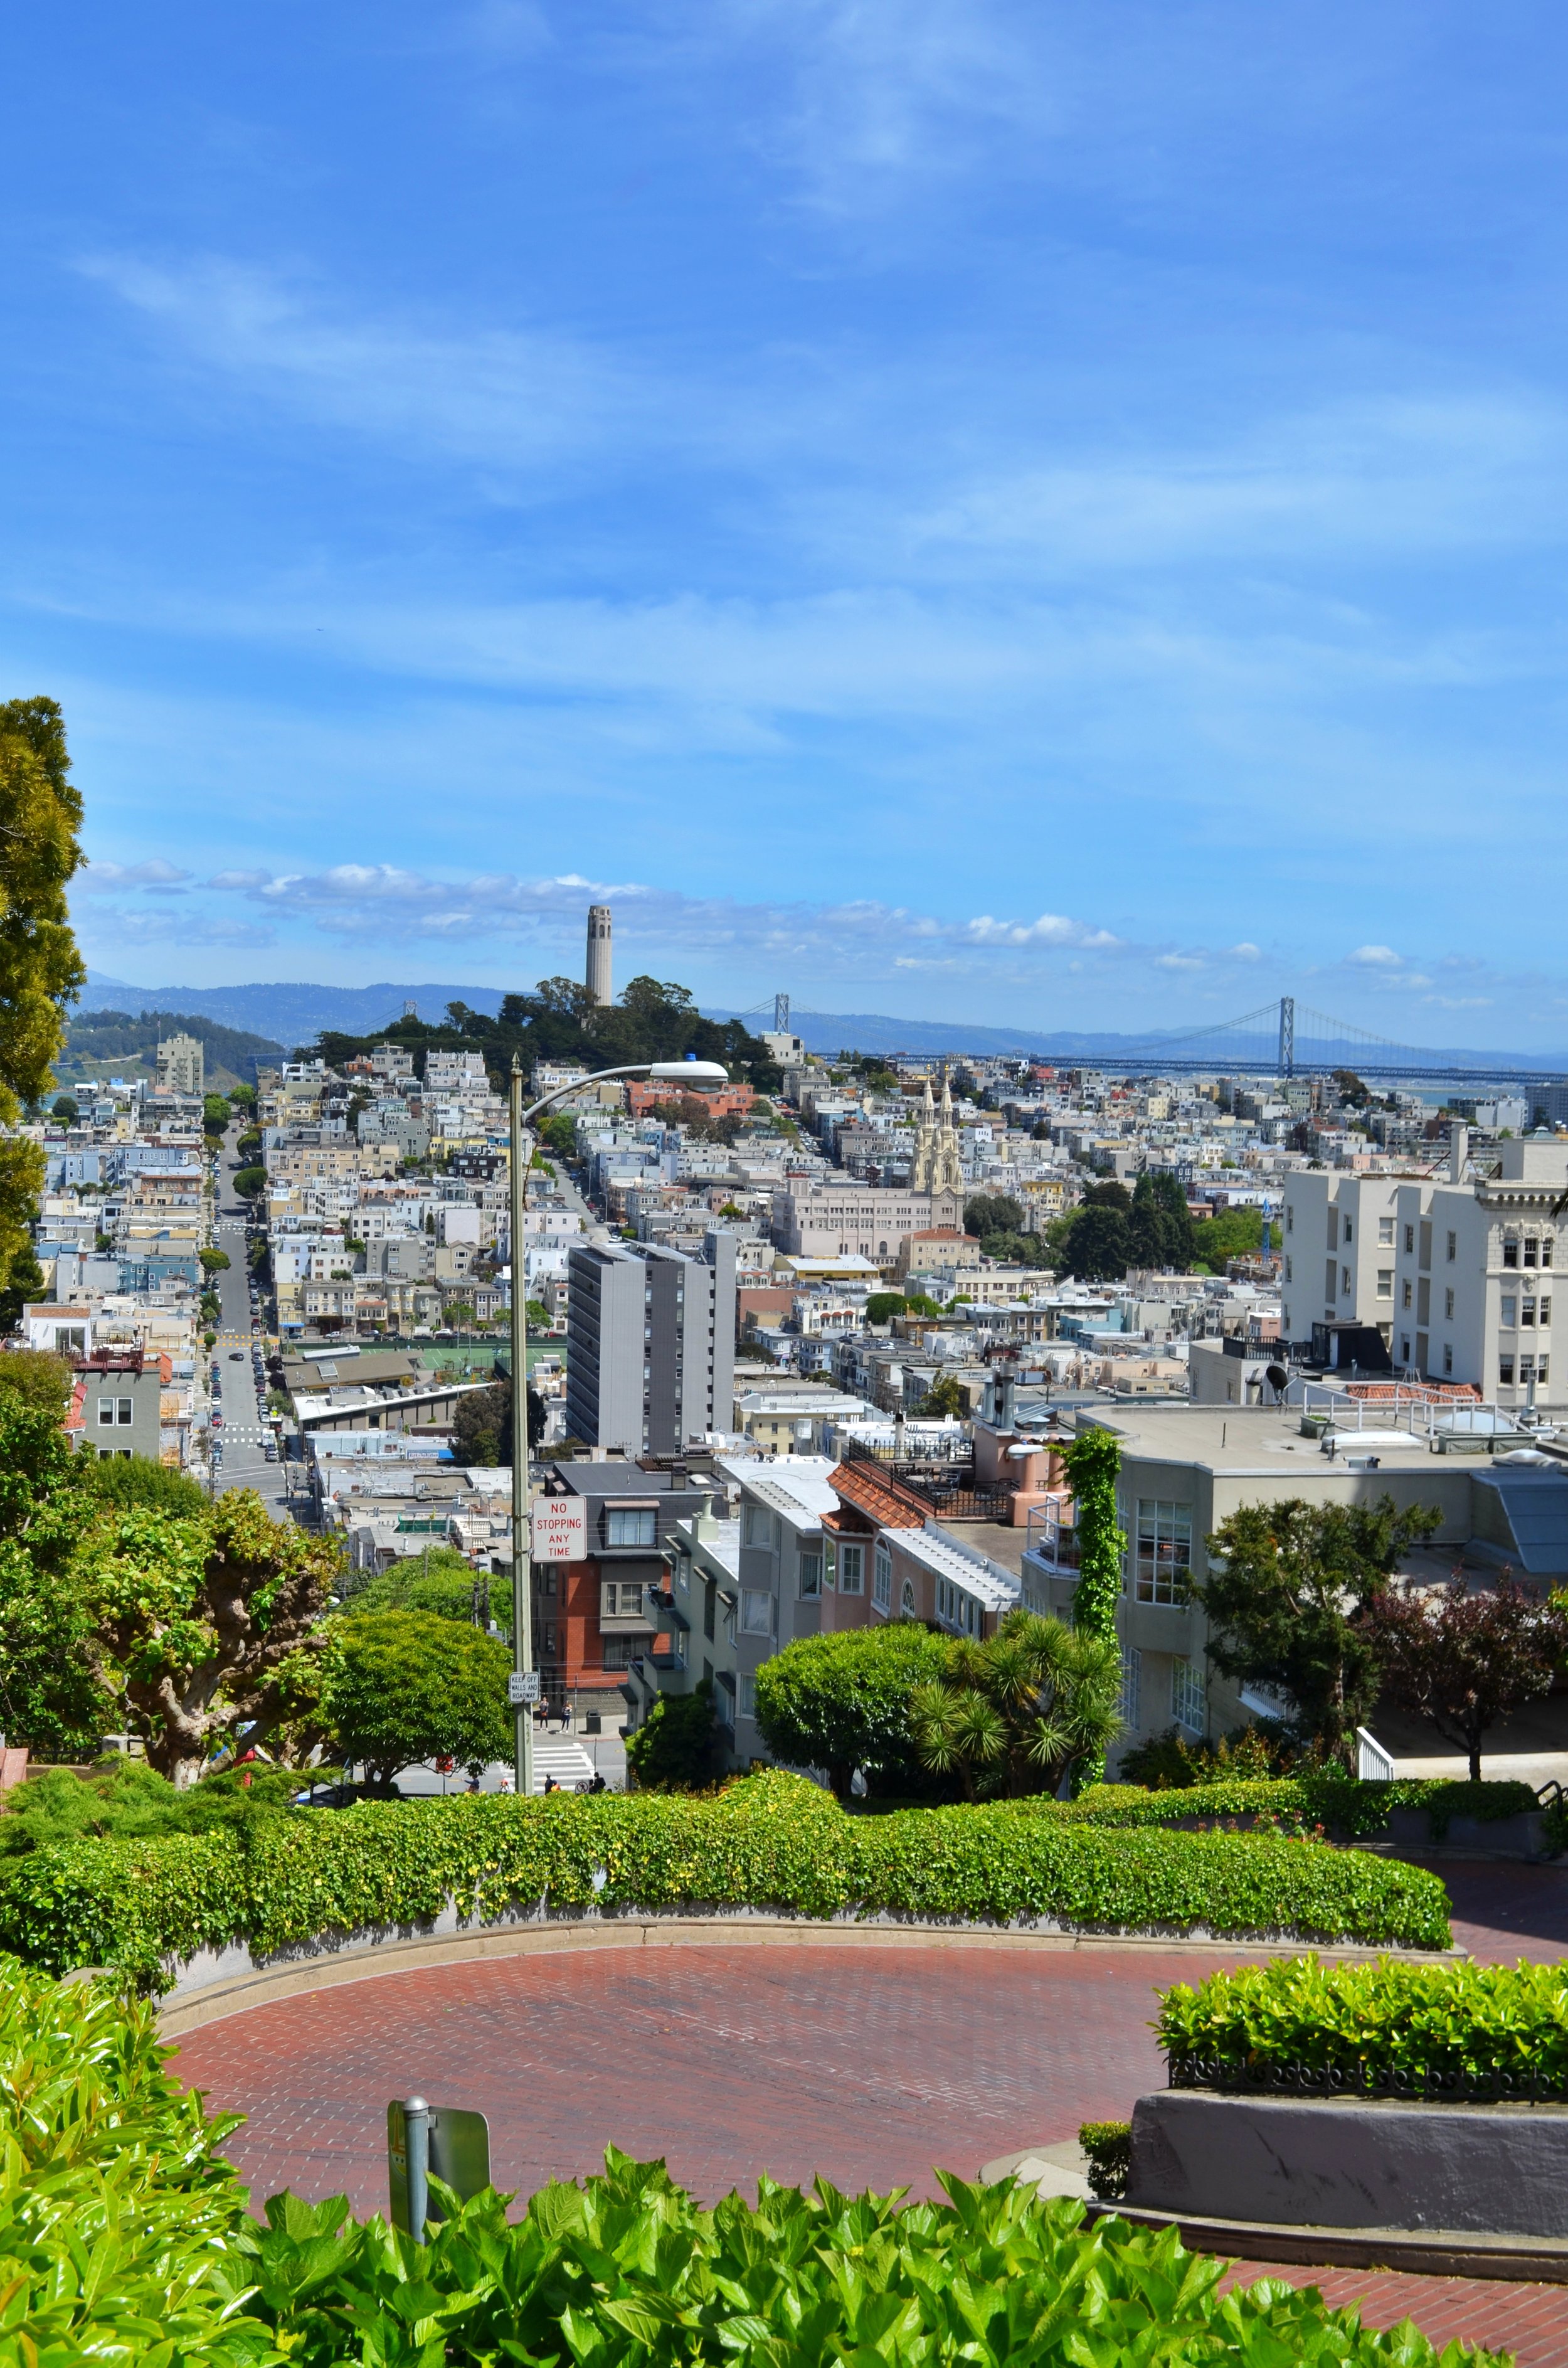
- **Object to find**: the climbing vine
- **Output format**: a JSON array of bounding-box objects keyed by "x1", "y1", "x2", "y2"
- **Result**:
[{"x1": 1061, "y1": 1427, "x2": 1126, "y2": 1788}]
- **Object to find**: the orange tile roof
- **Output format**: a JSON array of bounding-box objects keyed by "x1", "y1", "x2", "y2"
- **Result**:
[{"x1": 828, "y1": 1460, "x2": 928, "y2": 1529}]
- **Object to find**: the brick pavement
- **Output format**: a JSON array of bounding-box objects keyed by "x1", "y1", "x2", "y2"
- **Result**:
[{"x1": 174, "y1": 1862, "x2": 1568, "y2": 2363}]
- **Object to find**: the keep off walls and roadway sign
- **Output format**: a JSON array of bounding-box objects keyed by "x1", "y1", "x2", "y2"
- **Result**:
[{"x1": 531, "y1": 1496, "x2": 588, "y2": 1563}]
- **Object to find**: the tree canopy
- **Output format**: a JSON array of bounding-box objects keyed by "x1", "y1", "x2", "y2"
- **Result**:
[
  {"x1": 1364, "y1": 1578, "x2": 1568, "y2": 1781},
  {"x1": 909, "y1": 1611, "x2": 1121, "y2": 1800},
  {"x1": 624, "y1": 1680, "x2": 721, "y2": 1790},
  {"x1": 324, "y1": 1610, "x2": 512, "y2": 1783},
  {"x1": 0, "y1": 697, "x2": 85, "y2": 1300},
  {"x1": 752, "y1": 1624, "x2": 953, "y2": 1798},
  {"x1": 1195, "y1": 1494, "x2": 1442, "y2": 1771}
]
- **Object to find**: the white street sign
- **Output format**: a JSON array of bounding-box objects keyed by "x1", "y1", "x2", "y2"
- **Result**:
[
  {"x1": 507, "y1": 1672, "x2": 541, "y2": 1706},
  {"x1": 531, "y1": 1496, "x2": 588, "y2": 1563}
]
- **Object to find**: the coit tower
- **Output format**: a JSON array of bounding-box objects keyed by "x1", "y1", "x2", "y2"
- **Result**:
[{"x1": 585, "y1": 904, "x2": 613, "y2": 1006}]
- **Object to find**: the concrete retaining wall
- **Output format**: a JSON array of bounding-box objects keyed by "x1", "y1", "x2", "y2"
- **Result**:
[{"x1": 1128, "y1": 2089, "x2": 1568, "y2": 2238}]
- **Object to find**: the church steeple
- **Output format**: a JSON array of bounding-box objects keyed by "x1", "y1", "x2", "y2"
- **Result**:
[{"x1": 929, "y1": 1067, "x2": 963, "y2": 1195}]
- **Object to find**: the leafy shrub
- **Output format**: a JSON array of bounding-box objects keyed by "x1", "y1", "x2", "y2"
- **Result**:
[
  {"x1": 0, "y1": 1758, "x2": 306, "y2": 1857},
  {"x1": 0, "y1": 1770, "x2": 1451, "y2": 1985},
  {"x1": 0, "y1": 1961, "x2": 1506, "y2": 2367},
  {"x1": 909, "y1": 1613, "x2": 1122, "y2": 1799},
  {"x1": 1118, "y1": 1720, "x2": 1293, "y2": 1788},
  {"x1": 1078, "y1": 2119, "x2": 1131, "y2": 2200},
  {"x1": 625, "y1": 1680, "x2": 721, "y2": 1789},
  {"x1": 1056, "y1": 1774, "x2": 1542, "y2": 1841},
  {"x1": 1158, "y1": 1956, "x2": 1568, "y2": 2098},
  {"x1": 753, "y1": 1625, "x2": 954, "y2": 1797},
  {"x1": 324, "y1": 1608, "x2": 513, "y2": 1782}
]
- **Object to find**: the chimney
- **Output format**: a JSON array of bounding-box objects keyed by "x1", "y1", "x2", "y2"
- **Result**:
[
  {"x1": 586, "y1": 905, "x2": 613, "y2": 1007},
  {"x1": 1449, "y1": 1122, "x2": 1469, "y2": 1184}
]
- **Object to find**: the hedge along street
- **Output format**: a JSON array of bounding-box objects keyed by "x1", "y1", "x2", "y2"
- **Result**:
[{"x1": 0, "y1": 1771, "x2": 1452, "y2": 1983}]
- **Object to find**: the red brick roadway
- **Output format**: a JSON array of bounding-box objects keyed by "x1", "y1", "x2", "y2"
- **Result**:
[{"x1": 174, "y1": 1861, "x2": 1568, "y2": 2367}]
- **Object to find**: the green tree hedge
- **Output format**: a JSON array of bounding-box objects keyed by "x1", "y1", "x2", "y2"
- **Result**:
[
  {"x1": 752, "y1": 1625, "x2": 955, "y2": 1796},
  {"x1": 0, "y1": 1771, "x2": 1451, "y2": 1983},
  {"x1": 324, "y1": 1608, "x2": 512, "y2": 1781}
]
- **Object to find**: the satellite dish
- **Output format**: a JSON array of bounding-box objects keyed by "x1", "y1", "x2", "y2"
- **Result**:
[{"x1": 1265, "y1": 1364, "x2": 1289, "y2": 1393}]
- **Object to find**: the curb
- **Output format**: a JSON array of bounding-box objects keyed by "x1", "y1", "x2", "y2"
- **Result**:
[
  {"x1": 156, "y1": 1914, "x2": 1459, "y2": 2039},
  {"x1": 1085, "y1": 2199, "x2": 1568, "y2": 2286}
]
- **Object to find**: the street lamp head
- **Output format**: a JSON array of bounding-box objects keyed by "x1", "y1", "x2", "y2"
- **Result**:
[{"x1": 647, "y1": 1059, "x2": 728, "y2": 1086}]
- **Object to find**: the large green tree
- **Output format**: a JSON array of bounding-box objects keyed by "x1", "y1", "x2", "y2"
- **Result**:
[
  {"x1": 324, "y1": 1610, "x2": 512, "y2": 1783},
  {"x1": 1194, "y1": 1495, "x2": 1442, "y2": 1771},
  {"x1": 0, "y1": 1398, "x2": 109, "y2": 1757},
  {"x1": 0, "y1": 698, "x2": 86, "y2": 1307},
  {"x1": 1127, "y1": 1173, "x2": 1196, "y2": 1272},
  {"x1": 752, "y1": 1623, "x2": 953, "y2": 1799},
  {"x1": 625, "y1": 1680, "x2": 721, "y2": 1790},
  {"x1": 341, "y1": 1546, "x2": 511, "y2": 1639}
]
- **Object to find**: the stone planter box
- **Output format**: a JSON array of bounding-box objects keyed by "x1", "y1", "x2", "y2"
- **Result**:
[{"x1": 1127, "y1": 2089, "x2": 1568, "y2": 2238}]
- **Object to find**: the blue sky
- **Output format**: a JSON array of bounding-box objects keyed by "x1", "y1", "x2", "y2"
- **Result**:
[{"x1": 4, "y1": 3, "x2": 1567, "y2": 1043}]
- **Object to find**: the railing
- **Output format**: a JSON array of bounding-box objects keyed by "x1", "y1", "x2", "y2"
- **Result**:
[{"x1": 1024, "y1": 1502, "x2": 1080, "y2": 1569}]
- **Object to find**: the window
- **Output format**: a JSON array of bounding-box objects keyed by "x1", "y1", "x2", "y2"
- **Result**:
[
  {"x1": 1285, "y1": 1203, "x2": 1293, "y2": 1233},
  {"x1": 1401, "y1": 1336, "x2": 1411, "y2": 1363},
  {"x1": 1502, "y1": 1295, "x2": 1517, "y2": 1328},
  {"x1": 1118, "y1": 1646, "x2": 1141, "y2": 1727},
  {"x1": 1540, "y1": 1357, "x2": 1550, "y2": 1383},
  {"x1": 1172, "y1": 1656, "x2": 1207, "y2": 1734},
  {"x1": 600, "y1": 1580, "x2": 645, "y2": 1619},
  {"x1": 600, "y1": 1636, "x2": 644, "y2": 1671},
  {"x1": 1402, "y1": 1279, "x2": 1412, "y2": 1309},
  {"x1": 1443, "y1": 1344, "x2": 1453, "y2": 1376},
  {"x1": 1343, "y1": 1219, "x2": 1353, "y2": 1243},
  {"x1": 873, "y1": 1542, "x2": 892, "y2": 1609},
  {"x1": 1525, "y1": 1238, "x2": 1539, "y2": 1268},
  {"x1": 738, "y1": 1673, "x2": 756, "y2": 1718},
  {"x1": 742, "y1": 1502, "x2": 773, "y2": 1549},
  {"x1": 606, "y1": 1506, "x2": 656, "y2": 1548},
  {"x1": 1545, "y1": 1240, "x2": 1555, "y2": 1269},
  {"x1": 1447, "y1": 1232, "x2": 1457, "y2": 1263},
  {"x1": 1133, "y1": 1500, "x2": 1191, "y2": 1605},
  {"x1": 901, "y1": 1578, "x2": 917, "y2": 1616},
  {"x1": 1284, "y1": 1256, "x2": 1293, "y2": 1283},
  {"x1": 97, "y1": 1399, "x2": 115, "y2": 1427},
  {"x1": 1523, "y1": 1298, "x2": 1537, "y2": 1327},
  {"x1": 739, "y1": 1588, "x2": 775, "y2": 1637},
  {"x1": 1503, "y1": 1238, "x2": 1519, "y2": 1268},
  {"x1": 1377, "y1": 1270, "x2": 1393, "y2": 1299},
  {"x1": 1543, "y1": 1298, "x2": 1553, "y2": 1329},
  {"x1": 1404, "y1": 1224, "x2": 1415, "y2": 1254},
  {"x1": 798, "y1": 1550, "x2": 822, "y2": 1598},
  {"x1": 837, "y1": 1542, "x2": 864, "y2": 1595},
  {"x1": 1444, "y1": 1288, "x2": 1454, "y2": 1320},
  {"x1": 1379, "y1": 1217, "x2": 1395, "y2": 1246},
  {"x1": 1342, "y1": 1265, "x2": 1352, "y2": 1294},
  {"x1": 1520, "y1": 1354, "x2": 1537, "y2": 1385},
  {"x1": 1500, "y1": 1354, "x2": 1515, "y2": 1384}
]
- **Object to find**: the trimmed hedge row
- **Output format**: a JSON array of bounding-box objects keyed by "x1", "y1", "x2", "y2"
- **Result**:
[
  {"x1": 0, "y1": 1771, "x2": 1453, "y2": 1982},
  {"x1": 1056, "y1": 1776, "x2": 1542, "y2": 1839},
  {"x1": 1158, "y1": 1955, "x2": 1568, "y2": 2098},
  {"x1": 0, "y1": 1955, "x2": 1502, "y2": 2367}
]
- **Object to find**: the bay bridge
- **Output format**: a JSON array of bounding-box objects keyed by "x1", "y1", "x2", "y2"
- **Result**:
[{"x1": 738, "y1": 994, "x2": 1568, "y2": 1095}]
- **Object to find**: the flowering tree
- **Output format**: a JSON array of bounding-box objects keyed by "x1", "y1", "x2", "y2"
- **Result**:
[{"x1": 1361, "y1": 1576, "x2": 1568, "y2": 1781}]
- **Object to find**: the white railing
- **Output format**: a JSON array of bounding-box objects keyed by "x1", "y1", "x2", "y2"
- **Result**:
[{"x1": 1357, "y1": 1726, "x2": 1396, "y2": 1782}]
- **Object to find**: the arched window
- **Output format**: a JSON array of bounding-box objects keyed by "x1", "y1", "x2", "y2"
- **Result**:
[{"x1": 901, "y1": 1578, "x2": 916, "y2": 1617}]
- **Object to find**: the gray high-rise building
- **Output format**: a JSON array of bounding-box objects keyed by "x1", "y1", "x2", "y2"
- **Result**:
[
  {"x1": 586, "y1": 904, "x2": 613, "y2": 1006},
  {"x1": 566, "y1": 1231, "x2": 736, "y2": 1454}
]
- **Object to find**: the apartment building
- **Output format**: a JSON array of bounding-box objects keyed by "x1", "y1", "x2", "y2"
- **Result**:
[
  {"x1": 1283, "y1": 1136, "x2": 1566, "y2": 1410},
  {"x1": 566, "y1": 1231, "x2": 736, "y2": 1453},
  {"x1": 770, "y1": 1181, "x2": 965, "y2": 1263},
  {"x1": 528, "y1": 1459, "x2": 720, "y2": 1720},
  {"x1": 156, "y1": 1033, "x2": 205, "y2": 1099}
]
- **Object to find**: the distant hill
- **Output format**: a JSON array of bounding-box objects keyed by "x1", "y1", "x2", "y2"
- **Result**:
[
  {"x1": 75, "y1": 974, "x2": 1568, "y2": 1076},
  {"x1": 81, "y1": 972, "x2": 504, "y2": 1043},
  {"x1": 60, "y1": 1006, "x2": 287, "y2": 1092}
]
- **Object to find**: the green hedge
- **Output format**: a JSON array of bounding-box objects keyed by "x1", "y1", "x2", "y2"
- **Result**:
[
  {"x1": 0, "y1": 1771, "x2": 1451, "y2": 1982},
  {"x1": 0, "y1": 1957, "x2": 1502, "y2": 2366},
  {"x1": 1158, "y1": 1956, "x2": 1568, "y2": 2098},
  {"x1": 1057, "y1": 1775, "x2": 1542, "y2": 1840}
]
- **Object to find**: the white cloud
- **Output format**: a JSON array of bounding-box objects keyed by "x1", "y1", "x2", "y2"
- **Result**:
[
  {"x1": 1230, "y1": 942, "x2": 1261, "y2": 961},
  {"x1": 1154, "y1": 953, "x2": 1205, "y2": 972},
  {"x1": 963, "y1": 911, "x2": 1119, "y2": 949},
  {"x1": 78, "y1": 857, "x2": 191, "y2": 891},
  {"x1": 1348, "y1": 944, "x2": 1402, "y2": 967}
]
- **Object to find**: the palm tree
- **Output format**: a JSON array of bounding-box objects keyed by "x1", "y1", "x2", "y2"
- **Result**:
[{"x1": 909, "y1": 1611, "x2": 1122, "y2": 1800}]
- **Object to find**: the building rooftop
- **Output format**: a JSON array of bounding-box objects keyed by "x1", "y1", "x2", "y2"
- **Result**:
[{"x1": 1079, "y1": 1400, "x2": 1479, "y2": 1477}]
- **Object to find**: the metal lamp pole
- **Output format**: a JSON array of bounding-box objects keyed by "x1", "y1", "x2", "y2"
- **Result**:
[{"x1": 507, "y1": 1053, "x2": 729, "y2": 1797}]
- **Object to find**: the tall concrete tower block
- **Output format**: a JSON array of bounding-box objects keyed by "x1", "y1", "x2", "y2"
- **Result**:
[{"x1": 585, "y1": 904, "x2": 613, "y2": 1006}]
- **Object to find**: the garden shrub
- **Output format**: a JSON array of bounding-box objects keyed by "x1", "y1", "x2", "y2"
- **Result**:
[
  {"x1": 1078, "y1": 2119, "x2": 1131, "y2": 2201},
  {"x1": 1054, "y1": 1774, "x2": 1542, "y2": 1840},
  {"x1": 1158, "y1": 1956, "x2": 1568, "y2": 2098},
  {"x1": 0, "y1": 1770, "x2": 1451, "y2": 1984},
  {"x1": 0, "y1": 1759, "x2": 306, "y2": 1857},
  {"x1": 0, "y1": 1958, "x2": 1505, "y2": 2366}
]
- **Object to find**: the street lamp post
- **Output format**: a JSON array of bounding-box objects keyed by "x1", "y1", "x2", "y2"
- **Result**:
[{"x1": 507, "y1": 1053, "x2": 729, "y2": 1797}]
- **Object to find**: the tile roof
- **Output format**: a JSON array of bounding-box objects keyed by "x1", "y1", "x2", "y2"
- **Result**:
[{"x1": 828, "y1": 1460, "x2": 929, "y2": 1530}]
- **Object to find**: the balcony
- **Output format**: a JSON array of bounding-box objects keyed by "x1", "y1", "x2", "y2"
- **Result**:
[{"x1": 1024, "y1": 1502, "x2": 1081, "y2": 1572}]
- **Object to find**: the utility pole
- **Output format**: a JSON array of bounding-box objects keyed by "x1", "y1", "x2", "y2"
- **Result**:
[{"x1": 507, "y1": 1058, "x2": 536, "y2": 1798}]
